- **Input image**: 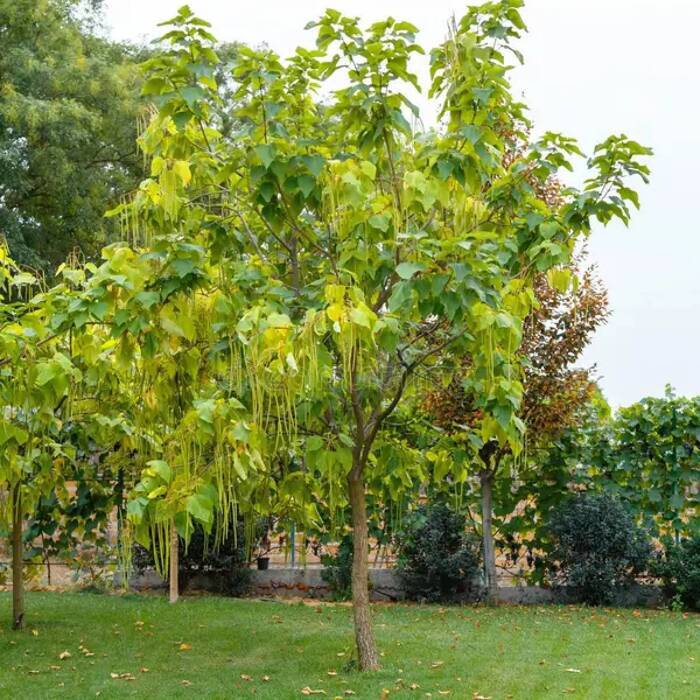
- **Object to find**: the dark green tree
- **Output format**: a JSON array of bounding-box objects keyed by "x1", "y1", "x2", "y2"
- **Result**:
[{"x1": 0, "y1": 0, "x2": 146, "y2": 270}]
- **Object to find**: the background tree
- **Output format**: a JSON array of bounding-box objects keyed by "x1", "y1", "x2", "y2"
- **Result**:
[
  {"x1": 0, "y1": 0, "x2": 146, "y2": 270},
  {"x1": 425, "y1": 256, "x2": 610, "y2": 597},
  {"x1": 548, "y1": 389, "x2": 700, "y2": 541},
  {"x1": 608, "y1": 390, "x2": 700, "y2": 539}
]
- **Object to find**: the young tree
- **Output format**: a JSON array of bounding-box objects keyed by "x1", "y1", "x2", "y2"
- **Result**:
[
  {"x1": 0, "y1": 246, "x2": 81, "y2": 628},
  {"x1": 109, "y1": 1, "x2": 649, "y2": 669}
]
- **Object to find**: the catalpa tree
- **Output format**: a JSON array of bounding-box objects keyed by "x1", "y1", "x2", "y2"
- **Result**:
[
  {"x1": 118, "y1": 1, "x2": 650, "y2": 669},
  {"x1": 0, "y1": 247, "x2": 82, "y2": 629}
]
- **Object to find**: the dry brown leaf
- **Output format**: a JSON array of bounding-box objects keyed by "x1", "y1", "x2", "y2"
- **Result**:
[
  {"x1": 181, "y1": 680, "x2": 192, "y2": 687},
  {"x1": 301, "y1": 687, "x2": 327, "y2": 696},
  {"x1": 110, "y1": 672, "x2": 136, "y2": 681},
  {"x1": 179, "y1": 643, "x2": 192, "y2": 651},
  {"x1": 240, "y1": 674, "x2": 253, "y2": 681},
  {"x1": 472, "y1": 694, "x2": 492, "y2": 700},
  {"x1": 380, "y1": 689, "x2": 390, "y2": 699},
  {"x1": 262, "y1": 675, "x2": 271, "y2": 682},
  {"x1": 409, "y1": 683, "x2": 420, "y2": 690},
  {"x1": 31, "y1": 629, "x2": 39, "y2": 637},
  {"x1": 59, "y1": 650, "x2": 71, "y2": 660},
  {"x1": 564, "y1": 668, "x2": 582, "y2": 673},
  {"x1": 140, "y1": 667, "x2": 150, "y2": 673},
  {"x1": 431, "y1": 661, "x2": 444, "y2": 669},
  {"x1": 344, "y1": 691, "x2": 356, "y2": 696}
]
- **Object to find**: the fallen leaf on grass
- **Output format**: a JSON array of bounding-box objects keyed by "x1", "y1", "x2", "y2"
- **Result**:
[
  {"x1": 110, "y1": 672, "x2": 136, "y2": 681},
  {"x1": 181, "y1": 680, "x2": 192, "y2": 687},
  {"x1": 301, "y1": 687, "x2": 327, "y2": 696},
  {"x1": 472, "y1": 694, "x2": 492, "y2": 700},
  {"x1": 344, "y1": 691, "x2": 355, "y2": 696},
  {"x1": 327, "y1": 671, "x2": 338, "y2": 676},
  {"x1": 564, "y1": 668, "x2": 582, "y2": 673},
  {"x1": 562, "y1": 689, "x2": 576, "y2": 695},
  {"x1": 31, "y1": 629, "x2": 39, "y2": 637},
  {"x1": 431, "y1": 661, "x2": 444, "y2": 669},
  {"x1": 380, "y1": 689, "x2": 390, "y2": 699},
  {"x1": 409, "y1": 683, "x2": 420, "y2": 690},
  {"x1": 262, "y1": 675, "x2": 271, "y2": 682},
  {"x1": 59, "y1": 650, "x2": 71, "y2": 660},
  {"x1": 240, "y1": 674, "x2": 253, "y2": 681},
  {"x1": 179, "y1": 643, "x2": 192, "y2": 651},
  {"x1": 140, "y1": 667, "x2": 150, "y2": 673}
]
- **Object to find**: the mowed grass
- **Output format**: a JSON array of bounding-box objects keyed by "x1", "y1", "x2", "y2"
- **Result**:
[{"x1": 0, "y1": 592, "x2": 698, "y2": 699}]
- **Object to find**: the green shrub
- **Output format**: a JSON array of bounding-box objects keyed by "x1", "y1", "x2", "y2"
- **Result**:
[
  {"x1": 320, "y1": 534, "x2": 353, "y2": 601},
  {"x1": 397, "y1": 502, "x2": 480, "y2": 602},
  {"x1": 652, "y1": 535, "x2": 700, "y2": 611},
  {"x1": 546, "y1": 492, "x2": 652, "y2": 604}
]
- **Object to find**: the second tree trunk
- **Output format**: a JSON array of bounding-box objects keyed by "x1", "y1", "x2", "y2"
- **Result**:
[
  {"x1": 12, "y1": 484, "x2": 24, "y2": 630},
  {"x1": 480, "y1": 469, "x2": 498, "y2": 603},
  {"x1": 169, "y1": 523, "x2": 179, "y2": 604}
]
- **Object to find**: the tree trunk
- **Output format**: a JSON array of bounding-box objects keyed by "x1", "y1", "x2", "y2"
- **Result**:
[
  {"x1": 348, "y1": 474, "x2": 380, "y2": 671},
  {"x1": 169, "y1": 523, "x2": 179, "y2": 604},
  {"x1": 11, "y1": 484, "x2": 24, "y2": 630},
  {"x1": 480, "y1": 469, "x2": 498, "y2": 603}
]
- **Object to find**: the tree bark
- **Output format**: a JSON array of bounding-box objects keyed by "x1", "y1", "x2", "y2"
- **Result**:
[
  {"x1": 169, "y1": 523, "x2": 179, "y2": 604},
  {"x1": 480, "y1": 469, "x2": 498, "y2": 603},
  {"x1": 348, "y1": 474, "x2": 380, "y2": 671},
  {"x1": 11, "y1": 484, "x2": 24, "y2": 630}
]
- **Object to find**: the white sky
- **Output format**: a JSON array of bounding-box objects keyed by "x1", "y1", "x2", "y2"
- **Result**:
[{"x1": 103, "y1": 0, "x2": 700, "y2": 407}]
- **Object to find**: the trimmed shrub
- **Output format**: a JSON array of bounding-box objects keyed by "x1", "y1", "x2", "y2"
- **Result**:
[
  {"x1": 320, "y1": 534, "x2": 353, "y2": 601},
  {"x1": 546, "y1": 492, "x2": 651, "y2": 604},
  {"x1": 652, "y1": 535, "x2": 700, "y2": 611},
  {"x1": 397, "y1": 502, "x2": 480, "y2": 602}
]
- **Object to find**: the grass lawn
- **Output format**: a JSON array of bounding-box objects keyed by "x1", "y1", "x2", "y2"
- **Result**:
[{"x1": 0, "y1": 592, "x2": 698, "y2": 699}]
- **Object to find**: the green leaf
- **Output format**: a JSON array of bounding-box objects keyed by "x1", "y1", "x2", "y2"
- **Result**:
[
  {"x1": 179, "y1": 85, "x2": 206, "y2": 107},
  {"x1": 396, "y1": 262, "x2": 426, "y2": 279},
  {"x1": 255, "y1": 144, "x2": 277, "y2": 169},
  {"x1": 186, "y1": 493, "x2": 213, "y2": 525},
  {"x1": 146, "y1": 459, "x2": 172, "y2": 483}
]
